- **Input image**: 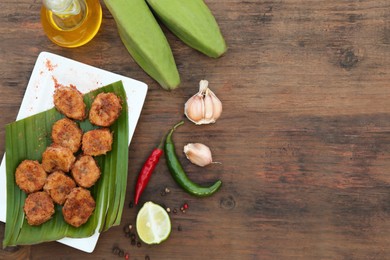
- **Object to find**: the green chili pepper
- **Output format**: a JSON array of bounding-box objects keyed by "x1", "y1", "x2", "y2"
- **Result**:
[{"x1": 164, "y1": 121, "x2": 222, "y2": 197}]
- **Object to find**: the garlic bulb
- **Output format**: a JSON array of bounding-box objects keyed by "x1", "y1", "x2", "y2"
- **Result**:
[
  {"x1": 184, "y1": 143, "x2": 213, "y2": 167},
  {"x1": 184, "y1": 80, "x2": 222, "y2": 125}
]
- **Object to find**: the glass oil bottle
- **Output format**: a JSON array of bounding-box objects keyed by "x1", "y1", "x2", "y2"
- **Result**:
[{"x1": 41, "y1": 0, "x2": 102, "y2": 48}]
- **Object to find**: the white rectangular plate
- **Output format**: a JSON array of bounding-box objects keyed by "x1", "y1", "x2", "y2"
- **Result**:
[{"x1": 0, "y1": 52, "x2": 148, "y2": 253}]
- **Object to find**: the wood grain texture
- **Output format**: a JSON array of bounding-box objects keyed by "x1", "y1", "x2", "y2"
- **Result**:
[{"x1": 1, "y1": 0, "x2": 390, "y2": 259}]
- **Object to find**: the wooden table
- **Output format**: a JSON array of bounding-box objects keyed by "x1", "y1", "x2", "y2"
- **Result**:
[{"x1": 1, "y1": 0, "x2": 390, "y2": 259}]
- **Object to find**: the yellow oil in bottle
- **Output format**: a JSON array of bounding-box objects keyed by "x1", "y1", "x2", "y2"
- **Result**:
[{"x1": 41, "y1": 0, "x2": 102, "y2": 48}]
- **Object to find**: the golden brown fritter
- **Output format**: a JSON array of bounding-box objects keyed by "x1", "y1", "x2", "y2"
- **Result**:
[
  {"x1": 71, "y1": 155, "x2": 101, "y2": 188},
  {"x1": 51, "y1": 118, "x2": 83, "y2": 153},
  {"x1": 15, "y1": 160, "x2": 47, "y2": 193},
  {"x1": 81, "y1": 128, "x2": 113, "y2": 156},
  {"x1": 42, "y1": 144, "x2": 76, "y2": 173},
  {"x1": 53, "y1": 86, "x2": 86, "y2": 121},
  {"x1": 24, "y1": 191, "x2": 55, "y2": 226},
  {"x1": 43, "y1": 171, "x2": 76, "y2": 205},
  {"x1": 89, "y1": 92, "x2": 122, "y2": 127},
  {"x1": 62, "y1": 187, "x2": 96, "y2": 227}
]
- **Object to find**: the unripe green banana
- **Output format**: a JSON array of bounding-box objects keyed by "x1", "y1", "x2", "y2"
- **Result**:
[
  {"x1": 146, "y1": 0, "x2": 227, "y2": 58},
  {"x1": 104, "y1": 0, "x2": 180, "y2": 90}
]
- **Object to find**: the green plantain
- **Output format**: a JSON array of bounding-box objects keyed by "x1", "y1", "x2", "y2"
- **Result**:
[
  {"x1": 104, "y1": 0, "x2": 180, "y2": 90},
  {"x1": 146, "y1": 0, "x2": 227, "y2": 58}
]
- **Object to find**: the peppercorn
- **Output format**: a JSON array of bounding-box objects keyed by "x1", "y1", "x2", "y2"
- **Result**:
[
  {"x1": 145, "y1": 255, "x2": 150, "y2": 260},
  {"x1": 178, "y1": 225, "x2": 182, "y2": 231},
  {"x1": 137, "y1": 241, "x2": 142, "y2": 248},
  {"x1": 129, "y1": 201, "x2": 134, "y2": 208},
  {"x1": 123, "y1": 224, "x2": 130, "y2": 234},
  {"x1": 112, "y1": 246, "x2": 121, "y2": 255},
  {"x1": 118, "y1": 249, "x2": 124, "y2": 257}
]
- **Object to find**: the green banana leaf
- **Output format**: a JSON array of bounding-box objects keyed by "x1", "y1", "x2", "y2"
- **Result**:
[{"x1": 3, "y1": 81, "x2": 129, "y2": 247}]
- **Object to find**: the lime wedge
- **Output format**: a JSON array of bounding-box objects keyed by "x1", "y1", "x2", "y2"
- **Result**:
[{"x1": 136, "y1": 201, "x2": 171, "y2": 244}]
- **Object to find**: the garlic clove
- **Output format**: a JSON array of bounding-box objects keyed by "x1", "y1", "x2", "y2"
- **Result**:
[
  {"x1": 183, "y1": 143, "x2": 213, "y2": 167},
  {"x1": 209, "y1": 89, "x2": 222, "y2": 121},
  {"x1": 203, "y1": 88, "x2": 222, "y2": 124},
  {"x1": 184, "y1": 94, "x2": 204, "y2": 124},
  {"x1": 203, "y1": 89, "x2": 215, "y2": 122},
  {"x1": 184, "y1": 80, "x2": 222, "y2": 125}
]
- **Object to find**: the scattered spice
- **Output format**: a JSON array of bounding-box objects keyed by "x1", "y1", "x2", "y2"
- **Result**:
[
  {"x1": 123, "y1": 224, "x2": 130, "y2": 234},
  {"x1": 161, "y1": 187, "x2": 171, "y2": 197},
  {"x1": 112, "y1": 246, "x2": 121, "y2": 255},
  {"x1": 178, "y1": 225, "x2": 182, "y2": 231},
  {"x1": 166, "y1": 207, "x2": 171, "y2": 213},
  {"x1": 45, "y1": 59, "x2": 57, "y2": 71},
  {"x1": 179, "y1": 202, "x2": 189, "y2": 213},
  {"x1": 173, "y1": 208, "x2": 177, "y2": 214},
  {"x1": 125, "y1": 253, "x2": 130, "y2": 260},
  {"x1": 131, "y1": 239, "x2": 136, "y2": 246},
  {"x1": 112, "y1": 246, "x2": 125, "y2": 257},
  {"x1": 145, "y1": 255, "x2": 150, "y2": 260},
  {"x1": 137, "y1": 241, "x2": 142, "y2": 248},
  {"x1": 128, "y1": 201, "x2": 134, "y2": 208}
]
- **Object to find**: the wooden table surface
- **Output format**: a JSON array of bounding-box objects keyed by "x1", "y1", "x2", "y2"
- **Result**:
[{"x1": 1, "y1": 0, "x2": 390, "y2": 259}]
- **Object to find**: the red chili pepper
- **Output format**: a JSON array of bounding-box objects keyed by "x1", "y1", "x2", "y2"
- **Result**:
[{"x1": 134, "y1": 137, "x2": 164, "y2": 205}]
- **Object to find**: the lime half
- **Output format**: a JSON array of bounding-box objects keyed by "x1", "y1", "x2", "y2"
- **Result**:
[{"x1": 136, "y1": 201, "x2": 171, "y2": 244}]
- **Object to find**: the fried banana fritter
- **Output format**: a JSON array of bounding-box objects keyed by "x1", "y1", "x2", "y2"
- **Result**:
[
  {"x1": 24, "y1": 191, "x2": 55, "y2": 226},
  {"x1": 53, "y1": 86, "x2": 86, "y2": 121},
  {"x1": 81, "y1": 128, "x2": 113, "y2": 156},
  {"x1": 62, "y1": 187, "x2": 96, "y2": 227},
  {"x1": 71, "y1": 155, "x2": 101, "y2": 188},
  {"x1": 43, "y1": 171, "x2": 76, "y2": 205},
  {"x1": 15, "y1": 160, "x2": 47, "y2": 193},
  {"x1": 42, "y1": 145, "x2": 76, "y2": 173},
  {"x1": 89, "y1": 92, "x2": 122, "y2": 127},
  {"x1": 51, "y1": 118, "x2": 83, "y2": 153}
]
